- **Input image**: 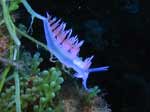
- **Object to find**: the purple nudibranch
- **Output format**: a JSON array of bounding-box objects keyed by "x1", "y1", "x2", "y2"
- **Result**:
[{"x1": 42, "y1": 13, "x2": 109, "y2": 91}]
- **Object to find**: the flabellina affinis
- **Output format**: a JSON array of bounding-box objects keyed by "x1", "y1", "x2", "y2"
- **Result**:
[{"x1": 42, "y1": 13, "x2": 109, "y2": 91}]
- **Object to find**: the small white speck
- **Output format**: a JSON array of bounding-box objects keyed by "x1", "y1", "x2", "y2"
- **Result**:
[{"x1": 78, "y1": 6, "x2": 81, "y2": 10}]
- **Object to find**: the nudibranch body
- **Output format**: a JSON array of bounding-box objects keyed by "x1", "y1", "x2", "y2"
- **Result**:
[{"x1": 43, "y1": 13, "x2": 109, "y2": 91}]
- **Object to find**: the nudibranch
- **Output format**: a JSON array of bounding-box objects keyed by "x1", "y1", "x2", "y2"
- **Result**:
[{"x1": 43, "y1": 13, "x2": 109, "y2": 91}]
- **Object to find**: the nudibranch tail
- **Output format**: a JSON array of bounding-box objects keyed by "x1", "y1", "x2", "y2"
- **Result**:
[{"x1": 88, "y1": 66, "x2": 109, "y2": 73}]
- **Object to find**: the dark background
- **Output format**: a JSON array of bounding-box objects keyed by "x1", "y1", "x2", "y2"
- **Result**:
[{"x1": 20, "y1": 0, "x2": 150, "y2": 112}]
